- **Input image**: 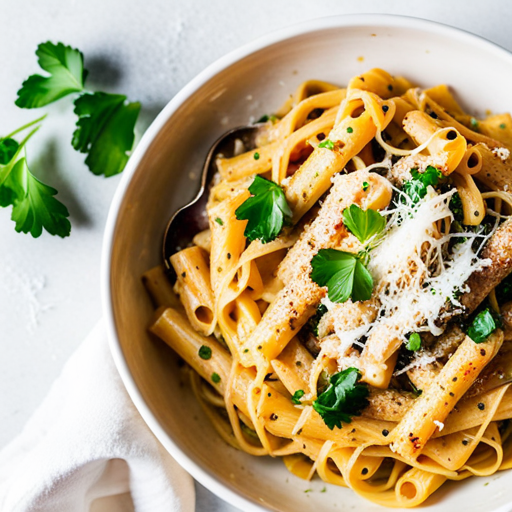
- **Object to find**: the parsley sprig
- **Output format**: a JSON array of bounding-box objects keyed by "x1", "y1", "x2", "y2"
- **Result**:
[
  {"x1": 402, "y1": 166, "x2": 442, "y2": 204},
  {"x1": 2, "y1": 41, "x2": 142, "y2": 237},
  {"x1": 343, "y1": 204, "x2": 386, "y2": 246},
  {"x1": 313, "y1": 368, "x2": 369, "y2": 430},
  {"x1": 235, "y1": 175, "x2": 292, "y2": 243},
  {"x1": 0, "y1": 118, "x2": 70, "y2": 237},
  {"x1": 311, "y1": 249, "x2": 373, "y2": 303},
  {"x1": 310, "y1": 205, "x2": 386, "y2": 303},
  {"x1": 16, "y1": 41, "x2": 140, "y2": 178}
]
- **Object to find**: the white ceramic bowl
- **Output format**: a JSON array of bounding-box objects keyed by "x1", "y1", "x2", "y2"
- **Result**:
[{"x1": 102, "y1": 14, "x2": 512, "y2": 512}]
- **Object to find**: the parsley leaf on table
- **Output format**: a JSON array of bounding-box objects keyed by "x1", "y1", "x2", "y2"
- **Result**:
[
  {"x1": 402, "y1": 165, "x2": 442, "y2": 204},
  {"x1": 16, "y1": 42, "x2": 86, "y2": 108},
  {"x1": 72, "y1": 92, "x2": 141, "y2": 177},
  {"x1": 342, "y1": 204, "x2": 386, "y2": 246},
  {"x1": 467, "y1": 308, "x2": 499, "y2": 344},
  {"x1": 235, "y1": 175, "x2": 292, "y2": 243},
  {"x1": 310, "y1": 249, "x2": 373, "y2": 303},
  {"x1": 0, "y1": 122, "x2": 70, "y2": 238},
  {"x1": 313, "y1": 368, "x2": 369, "y2": 430}
]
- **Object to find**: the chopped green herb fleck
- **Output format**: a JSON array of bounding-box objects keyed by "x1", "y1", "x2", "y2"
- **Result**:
[
  {"x1": 198, "y1": 345, "x2": 212, "y2": 360},
  {"x1": 318, "y1": 139, "x2": 335, "y2": 150},
  {"x1": 500, "y1": 123, "x2": 506, "y2": 129},
  {"x1": 215, "y1": 217, "x2": 224, "y2": 226},
  {"x1": 406, "y1": 332, "x2": 421, "y2": 351},
  {"x1": 211, "y1": 372, "x2": 221, "y2": 384},
  {"x1": 347, "y1": 126, "x2": 353, "y2": 133},
  {"x1": 253, "y1": 152, "x2": 260, "y2": 160},
  {"x1": 362, "y1": 181, "x2": 369, "y2": 192},
  {"x1": 470, "y1": 117, "x2": 479, "y2": 130}
]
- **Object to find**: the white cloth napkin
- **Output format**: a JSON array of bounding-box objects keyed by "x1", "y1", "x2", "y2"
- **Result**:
[{"x1": 0, "y1": 320, "x2": 195, "y2": 512}]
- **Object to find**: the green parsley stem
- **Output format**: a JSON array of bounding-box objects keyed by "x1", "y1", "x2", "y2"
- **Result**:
[{"x1": 4, "y1": 114, "x2": 47, "y2": 140}]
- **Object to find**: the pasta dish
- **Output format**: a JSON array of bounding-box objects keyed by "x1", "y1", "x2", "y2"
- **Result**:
[{"x1": 143, "y1": 69, "x2": 512, "y2": 507}]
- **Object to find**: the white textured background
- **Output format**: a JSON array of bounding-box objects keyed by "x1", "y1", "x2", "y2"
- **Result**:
[{"x1": 1, "y1": 1, "x2": 512, "y2": 510}]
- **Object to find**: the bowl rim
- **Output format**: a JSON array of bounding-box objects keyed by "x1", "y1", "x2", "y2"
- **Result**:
[{"x1": 101, "y1": 13, "x2": 512, "y2": 512}]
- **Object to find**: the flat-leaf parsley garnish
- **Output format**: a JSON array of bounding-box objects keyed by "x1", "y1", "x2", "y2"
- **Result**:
[
  {"x1": 72, "y1": 92, "x2": 141, "y2": 177},
  {"x1": 15, "y1": 42, "x2": 87, "y2": 108},
  {"x1": 467, "y1": 308, "x2": 499, "y2": 344},
  {"x1": 313, "y1": 367, "x2": 369, "y2": 430},
  {"x1": 310, "y1": 248, "x2": 373, "y2": 303},
  {"x1": 402, "y1": 165, "x2": 442, "y2": 204},
  {"x1": 16, "y1": 41, "x2": 140, "y2": 178},
  {"x1": 0, "y1": 119, "x2": 70, "y2": 237},
  {"x1": 342, "y1": 204, "x2": 386, "y2": 246},
  {"x1": 235, "y1": 175, "x2": 292, "y2": 243}
]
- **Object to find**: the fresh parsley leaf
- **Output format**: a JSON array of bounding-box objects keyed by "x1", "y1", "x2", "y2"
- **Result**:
[
  {"x1": 72, "y1": 92, "x2": 141, "y2": 176},
  {"x1": 406, "y1": 332, "x2": 421, "y2": 351},
  {"x1": 307, "y1": 304, "x2": 328, "y2": 337},
  {"x1": 235, "y1": 175, "x2": 292, "y2": 243},
  {"x1": 0, "y1": 139, "x2": 20, "y2": 165},
  {"x1": 291, "y1": 389, "x2": 305, "y2": 404},
  {"x1": 0, "y1": 123, "x2": 70, "y2": 237},
  {"x1": 313, "y1": 368, "x2": 369, "y2": 430},
  {"x1": 16, "y1": 42, "x2": 86, "y2": 108},
  {"x1": 318, "y1": 139, "x2": 335, "y2": 150},
  {"x1": 310, "y1": 249, "x2": 373, "y2": 303},
  {"x1": 402, "y1": 166, "x2": 442, "y2": 203},
  {"x1": 342, "y1": 205, "x2": 386, "y2": 246},
  {"x1": 467, "y1": 308, "x2": 499, "y2": 344},
  {"x1": 3, "y1": 157, "x2": 70, "y2": 237},
  {"x1": 198, "y1": 345, "x2": 212, "y2": 360}
]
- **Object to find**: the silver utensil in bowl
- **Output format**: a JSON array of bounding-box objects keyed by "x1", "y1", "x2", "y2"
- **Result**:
[{"x1": 162, "y1": 124, "x2": 263, "y2": 281}]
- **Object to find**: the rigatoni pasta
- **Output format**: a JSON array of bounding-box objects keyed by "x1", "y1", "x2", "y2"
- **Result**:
[{"x1": 145, "y1": 69, "x2": 512, "y2": 507}]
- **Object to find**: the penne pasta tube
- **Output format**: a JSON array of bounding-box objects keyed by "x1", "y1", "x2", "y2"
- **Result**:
[
  {"x1": 142, "y1": 264, "x2": 181, "y2": 309},
  {"x1": 284, "y1": 89, "x2": 395, "y2": 222},
  {"x1": 390, "y1": 331, "x2": 503, "y2": 459},
  {"x1": 171, "y1": 246, "x2": 216, "y2": 335}
]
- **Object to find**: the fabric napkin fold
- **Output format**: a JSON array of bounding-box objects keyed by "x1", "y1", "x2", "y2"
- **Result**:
[{"x1": 0, "y1": 320, "x2": 195, "y2": 512}]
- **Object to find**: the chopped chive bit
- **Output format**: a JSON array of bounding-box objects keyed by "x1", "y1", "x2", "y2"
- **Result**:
[
  {"x1": 470, "y1": 117, "x2": 479, "y2": 128},
  {"x1": 215, "y1": 217, "x2": 224, "y2": 226},
  {"x1": 362, "y1": 181, "x2": 369, "y2": 191},
  {"x1": 318, "y1": 139, "x2": 335, "y2": 150},
  {"x1": 211, "y1": 372, "x2": 221, "y2": 383},
  {"x1": 291, "y1": 389, "x2": 305, "y2": 404},
  {"x1": 382, "y1": 105, "x2": 389, "y2": 113},
  {"x1": 500, "y1": 123, "x2": 507, "y2": 129},
  {"x1": 254, "y1": 152, "x2": 260, "y2": 160},
  {"x1": 198, "y1": 345, "x2": 212, "y2": 360},
  {"x1": 347, "y1": 126, "x2": 353, "y2": 133}
]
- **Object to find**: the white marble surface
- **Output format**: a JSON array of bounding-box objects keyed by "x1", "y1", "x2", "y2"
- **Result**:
[{"x1": 1, "y1": 1, "x2": 512, "y2": 510}]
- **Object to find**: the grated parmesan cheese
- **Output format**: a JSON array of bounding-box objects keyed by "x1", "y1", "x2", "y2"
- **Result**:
[
  {"x1": 433, "y1": 420, "x2": 445, "y2": 432},
  {"x1": 492, "y1": 146, "x2": 510, "y2": 161},
  {"x1": 368, "y1": 188, "x2": 492, "y2": 340}
]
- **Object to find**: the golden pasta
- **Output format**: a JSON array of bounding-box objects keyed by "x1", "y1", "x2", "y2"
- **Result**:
[{"x1": 145, "y1": 70, "x2": 512, "y2": 507}]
